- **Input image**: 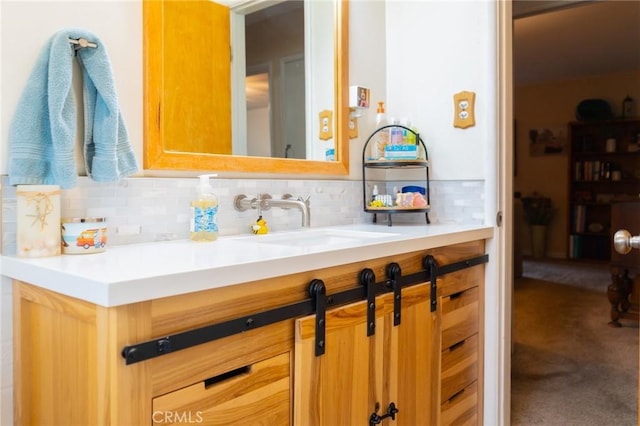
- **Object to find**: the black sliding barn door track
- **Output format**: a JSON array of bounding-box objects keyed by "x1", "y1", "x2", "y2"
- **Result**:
[{"x1": 121, "y1": 253, "x2": 488, "y2": 364}]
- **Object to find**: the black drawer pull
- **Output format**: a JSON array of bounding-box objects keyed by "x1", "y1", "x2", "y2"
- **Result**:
[
  {"x1": 449, "y1": 340, "x2": 466, "y2": 352},
  {"x1": 449, "y1": 290, "x2": 464, "y2": 300},
  {"x1": 204, "y1": 366, "x2": 250, "y2": 388},
  {"x1": 448, "y1": 388, "x2": 466, "y2": 403}
]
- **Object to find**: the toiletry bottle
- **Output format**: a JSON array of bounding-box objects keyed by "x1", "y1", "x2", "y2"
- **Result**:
[
  {"x1": 190, "y1": 174, "x2": 219, "y2": 241},
  {"x1": 389, "y1": 117, "x2": 403, "y2": 145},
  {"x1": 403, "y1": 119, "x2": 416, "y2": 145},
  {"x1": 376, "y1": 102, "x2": 387, "y2": 129},
  {"x1": 372, "y1": 101, "x2": 388, "y2": 159}
]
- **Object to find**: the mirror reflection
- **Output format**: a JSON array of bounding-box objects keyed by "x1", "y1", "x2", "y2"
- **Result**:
[
  {"x1": 143, "y1": 0, "x2": 348, "y2": 175},
  {"x1": 231, "y1": 0, "x2": 336, "y2": 161},
  {"x1": 240, "y1": 1, "x2": 305, "y2": 159}
]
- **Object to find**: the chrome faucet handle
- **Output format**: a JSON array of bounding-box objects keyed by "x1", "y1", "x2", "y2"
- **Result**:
[
  {"x1": 234, "y1": 194, "x2": 271, "y2": 212},
  {"x1": 282, "y1": 193, "x2": 310, "y2": 203},
  {"x1": 258, "y1": 193, "x2": 272, "y2": 210},
  {"x1": 234, "y1": 194, "x2": 251, "y2": 212},
  {"x1": 614, "y1": 229, "x2": 640, "y2": 255}
]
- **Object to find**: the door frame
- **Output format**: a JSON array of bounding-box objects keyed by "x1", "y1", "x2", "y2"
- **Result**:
[{"x1": 489, "y1": 1, "x2": 514, "y2": 425}]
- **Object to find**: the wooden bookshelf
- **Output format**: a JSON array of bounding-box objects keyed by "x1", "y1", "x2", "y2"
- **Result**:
[{"x1": 568, "y1": 119, "x2": 640, "y2": 261}]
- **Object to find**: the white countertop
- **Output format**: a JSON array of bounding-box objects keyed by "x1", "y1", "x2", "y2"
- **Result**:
[{"x1": 1, "y1": 223, "x2": 493, "y2": 307}]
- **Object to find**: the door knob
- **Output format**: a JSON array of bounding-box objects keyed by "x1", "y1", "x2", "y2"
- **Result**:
[{"x1": 613, "y1": 229, "x2": 640, "y2": 254}]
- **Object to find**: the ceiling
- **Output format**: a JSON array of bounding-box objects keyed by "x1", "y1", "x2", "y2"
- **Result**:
[{"x1": 513, "y1": 0, "x2": 640, "y2": 86}]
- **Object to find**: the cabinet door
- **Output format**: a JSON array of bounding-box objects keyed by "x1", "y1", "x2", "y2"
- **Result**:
[
  {"x1": 294, "y1": 282, "x2": 435, "y2": 425},
  {"x1": 152, "y1": 352, "x2": 290, "y2": 425},
  {"x1": 394, "y1": 282, "x2": 439, "y2": 426}
]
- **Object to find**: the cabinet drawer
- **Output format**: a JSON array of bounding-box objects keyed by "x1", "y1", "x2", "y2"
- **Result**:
[
  {"x1": 441, "y1": 334, "x2": 478, "y2": 402},
  {"x1": 441, "y1": 381, "x2": 478, "y2": 426},
  {"x1": 152, "y1": 352, "x2": 291, "y2": 425},
  {"x1": 438, "y1": 265, "x2": 483, "y2": 298},
  {"x1": 441, "y1": 286, "x2": 479, "y2": 349}
]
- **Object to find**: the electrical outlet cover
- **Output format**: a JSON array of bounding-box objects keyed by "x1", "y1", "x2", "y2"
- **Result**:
[
  {"x1": 349, "y1": 116, "x2": 358, "y2": 139},
  {"x1": 453, "y1": 91, "x2": 476, "y2": 129},
  {"x1": 319, "y1": 110, "x2": 333, "y2": 140}
]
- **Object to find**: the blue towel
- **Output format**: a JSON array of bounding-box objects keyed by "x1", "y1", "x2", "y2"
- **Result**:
[{"x1": 8, "y1": 28, "x2": 138, "y2": 189}]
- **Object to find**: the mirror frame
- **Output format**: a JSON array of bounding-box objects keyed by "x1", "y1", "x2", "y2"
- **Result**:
[{"x1": 143, "y1": 0, "x2": 349, "y2": 176}]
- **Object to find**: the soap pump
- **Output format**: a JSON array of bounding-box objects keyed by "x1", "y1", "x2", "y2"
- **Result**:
[
  {"x1": 371, "y1": 101, "x2": 388, "y2": 160},
  {"x1": 190, "y1": 174, "x2": 219, "y2": 242}
]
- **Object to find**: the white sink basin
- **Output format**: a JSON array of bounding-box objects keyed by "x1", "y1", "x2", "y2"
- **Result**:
[{"x1": 233, "y1": 228, "x2": 399, "y2": 250}]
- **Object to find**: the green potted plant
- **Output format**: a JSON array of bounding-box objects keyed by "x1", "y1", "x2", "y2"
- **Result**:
[
  {"x1": 521, "y1": 194, "x2": 554, "y2": 226},
  {"x1": 521, "y1": 193, "x2": 554, "y2": 257}
]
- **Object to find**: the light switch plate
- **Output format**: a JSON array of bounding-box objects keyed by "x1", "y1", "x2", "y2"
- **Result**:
[
  {"x1": 453, "y1": 91, "x2": 476, "y2": 129},
  {"x1": 319, "y1": 110, "x2": 333, "y2": 140}
]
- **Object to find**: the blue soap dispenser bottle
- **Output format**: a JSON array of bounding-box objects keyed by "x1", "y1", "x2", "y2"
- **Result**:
[{"x1": 190, "y1": 174, "x2": 219, "y2": 241}]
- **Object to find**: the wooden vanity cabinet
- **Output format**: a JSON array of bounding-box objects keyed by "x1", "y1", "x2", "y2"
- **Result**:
[
  {"x1": 438, "y1": 263, "x2": 485, "y2": 425},
  {"x1": 13, "y1": 240, "x2": 485, "y2": 425}
]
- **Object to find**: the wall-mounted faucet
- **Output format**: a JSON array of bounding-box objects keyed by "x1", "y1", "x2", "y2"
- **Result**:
[{"x1": 234, "y1": 193, "x2": 311, "y2": 227}]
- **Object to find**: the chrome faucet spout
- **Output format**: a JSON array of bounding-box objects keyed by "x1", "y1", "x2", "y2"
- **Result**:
[{"x1": 265, "y1": 194, "x2": 311, "y2": 227}]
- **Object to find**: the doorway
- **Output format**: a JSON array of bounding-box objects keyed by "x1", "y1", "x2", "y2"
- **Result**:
[
  {"x1": 280, "y1": 54, "x2": 306, "y2": 159},
  {"x1": 510, "y1": 1, "x2": 640, "y2": 424},
  {"x1": 246, "y1": 64, "x2": 273, "y2": 157}
]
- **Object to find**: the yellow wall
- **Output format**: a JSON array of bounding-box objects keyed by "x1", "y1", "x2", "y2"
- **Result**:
[{"x1": 514, "y1": 70, "x2": 640, "y2": 258}]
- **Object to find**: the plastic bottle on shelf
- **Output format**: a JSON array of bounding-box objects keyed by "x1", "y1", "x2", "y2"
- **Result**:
[
  {"x1": 389, "y1": 117, "x2": 403, "y2": 145},
  {"x1": 190, "y1": 174, "x2": 219, "y2": 242},
  {"x1": 371, "y1": 101, "x2": 388, "y2": 160},
  {"x1": 376, "y1": 102, "x2": 387, "y2": 128},
  {"x1": 401, "y1": 118, "x2": 416, "y2": 145}
]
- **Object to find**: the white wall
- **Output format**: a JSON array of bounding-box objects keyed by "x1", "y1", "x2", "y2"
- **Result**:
[
  {"x1": 347, "y1": 0, "x2": 387, "y2": 178},
  {"x1": 307, "y1": 0, "x2": 337, "y2": 161},
  {"x1": 385, "y1": 0, "x2": 492, "y2": 181}
]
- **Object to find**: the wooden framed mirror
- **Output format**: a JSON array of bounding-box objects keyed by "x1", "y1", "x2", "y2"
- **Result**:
[{"x1": 143, "y1": 0, "x2": 349, "y2": 175}]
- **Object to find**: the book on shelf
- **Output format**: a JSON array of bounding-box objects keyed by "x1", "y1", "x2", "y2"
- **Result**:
[
  {"x1": 569, "y1": 234, "x2": 583, "y2": 259},
  {"x1": 573, "y1": 204, "x2": 586, "y2": 233},
  {"x1": 574, "y1": 160, "x2": 615, "y2": 181}
]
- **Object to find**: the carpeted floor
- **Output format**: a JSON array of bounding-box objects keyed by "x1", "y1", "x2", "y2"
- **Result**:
[{"x1": 512, "y1": 258, "x2": 638, "y2": 425}]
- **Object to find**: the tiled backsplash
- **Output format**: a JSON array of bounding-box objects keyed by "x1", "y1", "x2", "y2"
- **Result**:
[{"x1": 1, "y1": 176, "x2": 485, "y2": 255}]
